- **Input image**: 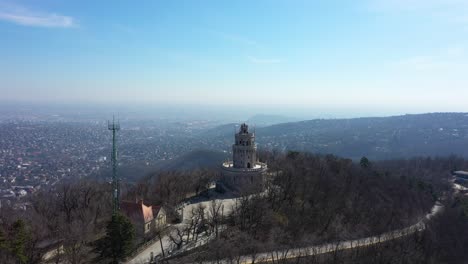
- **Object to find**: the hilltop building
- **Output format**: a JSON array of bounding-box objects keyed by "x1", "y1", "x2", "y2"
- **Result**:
[
  {"x1": 120, "y1": 200, "x2": 167, "y2": 240},
  {"x1": 221, "y1": 123, "x2": 267, "y2": 192},
  {"x1": 453, "y1": 170, "x2": 468, "y2": 185}
]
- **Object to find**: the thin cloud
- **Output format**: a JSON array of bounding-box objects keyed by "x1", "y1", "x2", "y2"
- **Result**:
[
  {"x1": 445, "y1": 46, "x2": 465, "y2": 57},
  {"x1": 370, "y1": 0, "x2": 468, "y2": 11},
  {"x1": 395, "y1": 47, "x2": 467, "y2": 71},
  {"x1": 207, "y1": 30, "x2": 263, "y2": 48},
  {"x1": 221, "y1": 33, "x2": 258, "y2": 46},
  {"x1": 247, "y1": 56, "x2": 281, "y2": 64},
  {"x1": 0, "y1": 4, "x2": 76, "y2": 28},
  {"x1": 368, "y1": 0, "x2": 468, "y2": 30},
  {"x1": 397, "y1": 56, "x2": 443, "y2": 70}
]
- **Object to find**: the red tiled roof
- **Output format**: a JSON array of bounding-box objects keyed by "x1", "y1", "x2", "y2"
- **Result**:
[{"x1": 120, "y1": 200, "x2": 154, "y2": 224}]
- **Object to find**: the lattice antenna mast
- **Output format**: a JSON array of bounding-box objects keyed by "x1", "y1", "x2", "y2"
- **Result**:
[{"x1": 108, "y1": 116, "x2": 121, "y2": 215}]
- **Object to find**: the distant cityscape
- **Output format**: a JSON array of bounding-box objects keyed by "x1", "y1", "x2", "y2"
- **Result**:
[
  {"x1": 0, "y1": 118, "x2": 226, "y2": 206},
  {"x1": 3, "y1": 112, "x2": 468, "y2": 207}
]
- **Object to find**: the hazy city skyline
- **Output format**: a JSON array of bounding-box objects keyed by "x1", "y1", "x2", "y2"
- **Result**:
[{"x1": 2, "y1": 0, "x2": 468, "y2": 115}]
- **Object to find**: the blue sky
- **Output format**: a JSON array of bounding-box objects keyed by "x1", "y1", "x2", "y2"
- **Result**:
[{"x1": 1, "y1": 0, "x2": 468, "y2": 116}]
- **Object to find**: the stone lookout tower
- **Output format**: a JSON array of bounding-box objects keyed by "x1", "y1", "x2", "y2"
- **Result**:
[
  {"x1": 221, "y1": 123, "x2": 267, "y2": 192},
  {"x1": 233, "y1": 123, "x2": 256, "y2": 169}
]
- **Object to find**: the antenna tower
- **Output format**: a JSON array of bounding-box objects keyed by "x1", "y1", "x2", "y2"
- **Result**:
[{"x1": 108, "y1": 116, "x2": 121, "y2": 215}]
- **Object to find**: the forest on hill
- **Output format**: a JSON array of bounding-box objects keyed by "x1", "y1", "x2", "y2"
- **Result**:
[
  {"x1": 170, "y1": 152, "x2": 468, "y2": 263},
  {"x1": 1, "y1": 152, "x2": 468, "y2": 263},
  {"x1": 203, "y1": 113, "x2": 468, "y2": 160}
]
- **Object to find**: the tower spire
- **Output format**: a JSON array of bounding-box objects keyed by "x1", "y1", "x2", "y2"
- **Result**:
[{"x1": 108, "y1": 116, "x2": 121, "y2": 215}]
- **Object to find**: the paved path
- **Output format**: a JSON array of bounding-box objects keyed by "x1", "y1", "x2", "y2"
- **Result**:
[
  {"x1": 129, "y1": 200, "x2": 443, "y2": 264},
  {"x1": 126, "y1": 197, "x2": 238, "y2": 264},
  {"x1": 454, "y1": 183, "x2": 468, "y2": 192},
  {"x1": 195, "y1": 181, "x2": 460, "y2": 264},
  {"x1": 201, "y1": 202, "x2": 443, "y2": 264},
  {"x1": 130, "y1": 181, "x2": 459, "y2": 264}
]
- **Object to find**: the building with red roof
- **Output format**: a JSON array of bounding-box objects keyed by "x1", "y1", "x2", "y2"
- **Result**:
[{"x1": 120, "y1": 200, "x2": 167, "y2": 238}]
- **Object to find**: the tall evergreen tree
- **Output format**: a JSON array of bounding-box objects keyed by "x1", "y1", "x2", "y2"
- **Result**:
[
  {"x1": 360, "y1": 156, "x2": 370, "y2": 168},
  {"x1": 94, "y1": 213, "x2": 135, "y2": 263},
  {"x1": 0, "y1": 227, "x2": 12, "y2": 264},
  {"x1": 10, "y1": 220, "x2": 29, "y2": 264},
  {"x1": 0, "y1": 228, "x2": 6, "y2": 249}
]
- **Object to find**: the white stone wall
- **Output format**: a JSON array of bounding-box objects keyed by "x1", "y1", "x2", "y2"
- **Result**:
[
  {"x1": 221, "y1": 169, "x2": 266, "y2": 192},
  {"x1": 233, "y1": 132, "x2": 257, "y2": 168}
]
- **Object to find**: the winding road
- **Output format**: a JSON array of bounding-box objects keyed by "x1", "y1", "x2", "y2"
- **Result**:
[
  {"x1": 195, "y1": 181, "x2": 460, "y2": 264},
  {"x1": 126, "y1": 197, "x2": 238, "y2": 264},
  {"x1": 201, "y1": 202, "x2": 443, "y2": 264},
  {"x1": 129, "y1": 180, "x2": 461, "y2": 264}
]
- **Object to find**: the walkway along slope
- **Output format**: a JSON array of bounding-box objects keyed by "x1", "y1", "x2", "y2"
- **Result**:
[
  {"x1": 205, "y1": 202, "x2": 443, "y2": 264},
  {"x1": 194, "y1": 184, "x2": 455, "y2": 264}
]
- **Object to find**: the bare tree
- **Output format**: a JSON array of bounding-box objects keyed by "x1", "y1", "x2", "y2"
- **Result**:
[
  {"x1": 207, "y1": 200, "x2": 223, "y2": 238},
  {"x1": 169, "y1": 227, "x2": 185, "y2": 251}
]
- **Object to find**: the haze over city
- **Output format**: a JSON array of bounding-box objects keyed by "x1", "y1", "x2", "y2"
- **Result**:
[
  {"x1": 2, "y1": 1, "x2": 468, "y2": 264},
  {"x1": 2, "y1": 0, "x2": 468, "y2": 117}
]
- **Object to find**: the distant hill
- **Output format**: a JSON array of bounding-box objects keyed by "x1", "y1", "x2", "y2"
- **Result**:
[
  {"x1": 198, "y1": 114, "x2": 297, "y2": 136},
  {"x1": 204, "y1": 113, "x2": 468, "y2": 160},
  {"x1": 258, "y1": 113, "x2": 468, "y2": 160},
  {"x1": 151, "y1": 149, "x2": 228, "y2": 172},
  {"x1": 96, "y1": 150, "x2": 227, "y2": 183},
  {"x1": 197, "y1": 123, "x2": 238, "y2": 138},
  {"x1": 247, "y1": 114, "x2": 298, "y2": 127}
]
